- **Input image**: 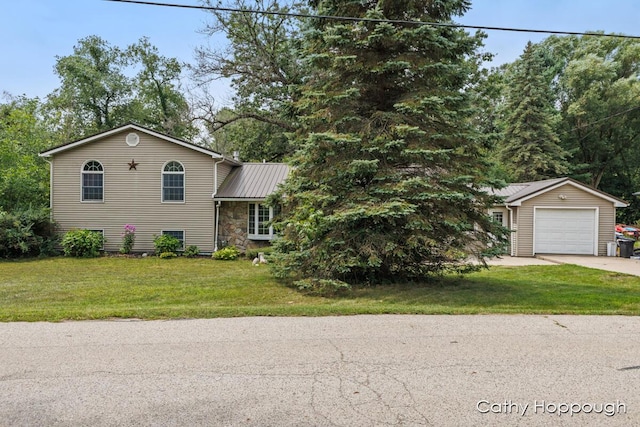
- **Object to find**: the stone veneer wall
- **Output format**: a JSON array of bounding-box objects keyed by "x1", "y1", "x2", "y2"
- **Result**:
[{"x1": 218, "y1": 201, "x2": 270, "y2": 252}]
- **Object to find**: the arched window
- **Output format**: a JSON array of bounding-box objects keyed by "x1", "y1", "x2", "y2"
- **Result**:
[
  {"x1": 162, "y1": 161, "x2": 184, "y2": 202},
  {"x1": 82, "y1": 160, "x2": 104, "y2": 201}
]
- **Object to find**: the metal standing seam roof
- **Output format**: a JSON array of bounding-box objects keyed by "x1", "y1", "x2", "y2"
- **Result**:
[{"x1": 214, "y1": 163, "x2": 291, "y2": 200}]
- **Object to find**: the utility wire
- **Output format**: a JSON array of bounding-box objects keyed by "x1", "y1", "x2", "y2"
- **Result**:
[
  {"x1": 104, "y1": 0, "x2": 640, "y2": 40},
  {"x1": 106, "y1": 0, "x2": 640, "y2": 140}
]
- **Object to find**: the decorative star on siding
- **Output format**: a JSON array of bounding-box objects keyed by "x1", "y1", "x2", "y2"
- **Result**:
[{"x1": 128, "y1": 159, "x2": 139, "y2": 170}]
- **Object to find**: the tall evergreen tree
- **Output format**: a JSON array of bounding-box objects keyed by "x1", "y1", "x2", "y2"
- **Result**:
[
  {"x1": 500, "y1": 42, "x2": 569, "y2": 181},
  {"x1": 270, "y1": 0, "x2": 507, "y2": 284}
]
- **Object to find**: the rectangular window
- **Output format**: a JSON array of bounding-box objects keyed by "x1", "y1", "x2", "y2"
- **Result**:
[
  {"x1": 162, "y1": 230, "x2": 185, "y2": 250},
  {"x1": 248, "y1": 203, "x2": 277, "y2": 240},
  {"x1": 82, "y1": 173, "x2": 103, "y2": 201},
  {"x1": 249, "y1": 203, "x2": 256, "y2": 235},
  {"x1": 492, "y1": 212, "x2": 504, "y2": 225},
  {"x1": 258, "y1": 204, "x2": 271, "y2": 235},
  {"x1": 162, "y1": 174, "x2": 184, "y2": 202}
]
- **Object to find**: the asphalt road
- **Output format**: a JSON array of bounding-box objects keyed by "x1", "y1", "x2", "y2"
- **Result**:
[{"x1": 1, "y1": 315, "x2": 639, "y2": 426}]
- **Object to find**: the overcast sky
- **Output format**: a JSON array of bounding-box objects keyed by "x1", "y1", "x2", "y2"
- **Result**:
[{"x1": 2, "y1": 0, "x2": 639, "y2": 102}]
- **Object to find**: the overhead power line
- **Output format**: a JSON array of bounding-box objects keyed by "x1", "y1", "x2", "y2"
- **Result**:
[{"x1": 104, "y1": 0, "x2": 640, "y2": 40}]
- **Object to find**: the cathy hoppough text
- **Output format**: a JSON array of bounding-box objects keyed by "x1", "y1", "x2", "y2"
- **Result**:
[{"x1": 476, "y1": 400, "x2": 627, "y2": 417}]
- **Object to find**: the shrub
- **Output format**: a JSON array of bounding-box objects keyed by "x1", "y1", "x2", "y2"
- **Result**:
[
  {"x1": 0, "y1": 207, "x2": 58, "y2": 258},
  {"x1": 61, "y1": 229, "x2": 104, "y2": 258},
  {"x1": 294, "y1": 278, "x2": 352, "y2": 297},
  {"x1": 120, "y1": 224, "x2": 136, "y2": 254},
  {"x1": 159, "y1": 251, "x2": 177, "y2": 259},
  {"x1": 153, "y1": 234, "x2": 181, "y2": 255},
  {"x1": 212, "y1": 245, "x2": 240, "y2": 260},
  {"x1": 184, "y1": 245, "x2": 200, "y2": 258}
]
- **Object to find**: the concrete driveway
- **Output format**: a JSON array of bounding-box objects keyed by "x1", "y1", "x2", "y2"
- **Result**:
[
  {"x1": 487, "y1": 255, "x2": 640, "y2": 276},
  {"x1": 1, "y1": 315, "x2": 639, "y2": 426}
]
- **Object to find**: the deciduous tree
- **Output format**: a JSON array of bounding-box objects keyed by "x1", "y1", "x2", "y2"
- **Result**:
[
  {"x1": 49, "y1": 36, "x2": 132, "y2": 137},
  {"x1": 127, "y1": 37, "x2": 195, "y2": 139},
  {"x1": 193, "y1": 0, "x2": 306, "y2": 160},
  {"x1": 48, "y1": 36, "x2": 194, "y2": 139},
  {"x1": 0, "y1": 95, "x2": 51, "y2": 210},
  {"x1": 540, "y1": 35, "x2": 640, "y2": 189}
]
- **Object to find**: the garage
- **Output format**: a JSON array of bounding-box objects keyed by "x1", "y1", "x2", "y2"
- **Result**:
[
  {"x1": 488, "y1": 177, "x2": 628, "y2": 256},
  {"x1": 534, "y1": 208, "x2": 597, "y2": 255}
]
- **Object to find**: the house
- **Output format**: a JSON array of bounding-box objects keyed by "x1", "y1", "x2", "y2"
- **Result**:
[
  {"x1": 488, "y1": 178, "x2": 628, "y2": 257},
  {"x1": 39, "y1": 123, "x2": 289, "y2": 253}
]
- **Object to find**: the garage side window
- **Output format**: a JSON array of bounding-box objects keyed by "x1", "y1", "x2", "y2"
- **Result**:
[
  {"x1": 492, "y1": 212, "x2": 504, "y2": 225},
  {"x1": 82, "y1": 160, "x2": 104, "y2": 202},
  {"x1": 162, "y1": 161, "x2": 184, "y2": 202}
]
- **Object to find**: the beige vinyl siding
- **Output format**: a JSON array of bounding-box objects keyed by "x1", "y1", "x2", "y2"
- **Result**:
[
  {"x1": 516, "y1": 185, "x2": 616, "y2": 257},
  {"x1": 50, "y1": 130, "x2": 217, "y2": 252},
  {"x1": 216, "y1": 162, "x2": 233, "y2": 192}
]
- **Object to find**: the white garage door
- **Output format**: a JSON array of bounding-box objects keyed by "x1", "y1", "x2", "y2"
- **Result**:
[{"x1": 534, "y1": 208, "x2": 597, "y2": 255}]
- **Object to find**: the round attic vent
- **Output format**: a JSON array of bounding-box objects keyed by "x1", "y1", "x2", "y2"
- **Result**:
[{"x1": 126, "y1": 132, "x2": 140, "y2": 147}]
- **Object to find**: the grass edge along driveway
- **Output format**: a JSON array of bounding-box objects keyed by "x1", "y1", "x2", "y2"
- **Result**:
[{"x1": 1, "y1": 257, "x2": 640, "y2": 321}]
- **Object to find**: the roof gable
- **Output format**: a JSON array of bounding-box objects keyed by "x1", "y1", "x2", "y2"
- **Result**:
[
  {"x1": 491, "y1": 178, "x2": 627, "y2": 208},
  {"x1": 39, "y1": 123, "x2": 231, "y2": 160},
  {"x1": 214, "y1": 163, "x2": 290, "y2": 200}
]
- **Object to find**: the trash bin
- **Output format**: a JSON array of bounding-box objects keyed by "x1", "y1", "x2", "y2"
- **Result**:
[
  {"x1": 607, "y1": 242, "x2": 617, "y2": 257},
  {"x1": 619, "y1": 239, "x2": 635, "y2": 258}
]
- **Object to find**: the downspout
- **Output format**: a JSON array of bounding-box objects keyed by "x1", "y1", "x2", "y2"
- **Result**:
[
  {"x1": 506, "y1": 204, "x2": 514, "y2": 257},
  {"x1": 214, "y1": 201, "x2": 221, "y2": 251},
  {"x1": 44, "y1": 158, "x2": 53, "y2": 216},
  {"x1": 212, "y1": 157, "x2": 225, "y2": 252}
]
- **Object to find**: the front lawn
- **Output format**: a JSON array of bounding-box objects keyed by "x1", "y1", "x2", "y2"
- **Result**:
[{"x1": 1, "y1": 257, "x2": 639, "y2": 321}]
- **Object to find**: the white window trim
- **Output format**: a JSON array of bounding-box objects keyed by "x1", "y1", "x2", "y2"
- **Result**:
[
  {"x1": 161, "y1": 161, "x2": 186, "y2": 204},
  {"x1": 161, "y1": 230, "x2": 186, "y2": 250},
  {"x1": 80, "y1": 160, "x2": 105, "y2": 203},
  {"x1": 489, "y1": 210, "x2": 506, "y2": 226},
  {"x1": 248, "y1": 203, "x2": 275, "y2": 240}
]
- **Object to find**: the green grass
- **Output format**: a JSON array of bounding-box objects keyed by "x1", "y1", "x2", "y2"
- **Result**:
[{"x1": 1, "y1": 257, "x2": 640, "y2": 321}]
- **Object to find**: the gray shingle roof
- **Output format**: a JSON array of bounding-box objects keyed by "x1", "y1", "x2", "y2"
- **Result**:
[
  {"x1": 487, "y1": 177, "x2": 627, "y2": 207},
  {"x1": 39, "y1": 123, "x2": 236, "y2": 161},
  {"x1": 489, "y1": 178, "x2": 567, "y2": 203},
  {"x1": 214, "y1": 163, "x2": 290, "y2": 200}
]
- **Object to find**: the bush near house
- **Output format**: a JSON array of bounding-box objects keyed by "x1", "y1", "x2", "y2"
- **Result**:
[
  {"x1": 212, "y1": 245, "x2": 240, "y2": 260},
  {"x1": 159, "y1": 252, "x2": 177, "y2": 259},
  {"x1": 0, "y1": 208, "x2": 58, "y2": 258},
  {"x1": 153, "y1": 234, "x2": 181, "y2": 256},
  {"x1": 61, "y1": 229, "x2": 104, "y2": 258},
  {"x1": 183, "y1": 245, "x2": 200, "y2": 258}
]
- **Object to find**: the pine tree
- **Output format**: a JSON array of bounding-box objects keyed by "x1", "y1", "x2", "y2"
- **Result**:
[
  {"x1": 500, "y1": 42, "x2": 569, "y2": 181},
  {"x1": 270, "y1": 0, "x2": 507, "y2": 285}
]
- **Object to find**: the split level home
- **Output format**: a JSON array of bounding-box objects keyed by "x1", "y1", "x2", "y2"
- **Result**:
[
  {"x1": 488, "y1": 178, "x2": 627, "y2": 257},
  {"x1": 39, "y1": 123, "x2": 290, "y2": 254},
  {"x1": 40, "y1": 123, "x2": 627, "y2": 257}
]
